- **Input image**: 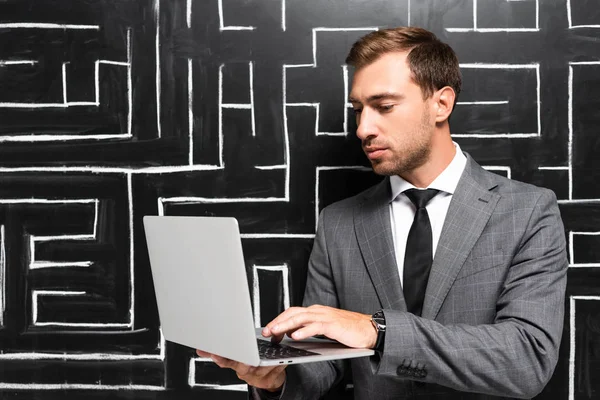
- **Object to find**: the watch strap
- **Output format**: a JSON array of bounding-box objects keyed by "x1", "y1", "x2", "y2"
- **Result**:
[{"x1": 371, "y1": 310, "x2": 386, "y2": 352}]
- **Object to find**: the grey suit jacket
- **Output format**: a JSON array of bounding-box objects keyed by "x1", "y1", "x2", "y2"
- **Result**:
[{"x1": 257, "y1": 153, "x2": 568, "y2": 400}]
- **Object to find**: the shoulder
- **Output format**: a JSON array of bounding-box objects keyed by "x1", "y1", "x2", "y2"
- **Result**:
[
  {"x1": 466, "y1": 154, "x2": 558, "y2": 207},
  {"x1": 319, "y1": 178, "x2": 388, "y2": 220},
  {"x1": 494, "y1": 173, "x2": 554, "y2": 199}
]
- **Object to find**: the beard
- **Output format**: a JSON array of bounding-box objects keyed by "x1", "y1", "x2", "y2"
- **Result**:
[
  {"x1": 368, "y1": 109, "x2": 433, "y2": 176},
  {"x1": 375, "y1": 142, "x2": 430, "y2": 176}
]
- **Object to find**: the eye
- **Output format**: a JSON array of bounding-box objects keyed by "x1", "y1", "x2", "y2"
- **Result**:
[
  {"x1": 377, "y1": 104, "x2": 394, "y2": 112},
  {"x1": 353, "y1": 108, "x2": 363, "y2": 115}
]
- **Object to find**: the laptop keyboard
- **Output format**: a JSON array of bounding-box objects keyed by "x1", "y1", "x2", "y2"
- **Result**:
[{"x1": 257, "y1": 339, "x2": 320, "y2": 359}]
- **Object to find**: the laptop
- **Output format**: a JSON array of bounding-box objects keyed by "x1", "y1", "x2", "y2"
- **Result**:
[{"x1": 143, "y1": 215, "x2": 374, "y2": 367}]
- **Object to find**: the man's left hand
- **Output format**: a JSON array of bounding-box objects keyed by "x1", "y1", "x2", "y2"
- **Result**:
[{"x1": 262, "y1": 305, "x2": 377, "y2": 349}]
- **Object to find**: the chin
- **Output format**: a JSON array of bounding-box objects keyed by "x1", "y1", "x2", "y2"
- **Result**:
[{"x1": 370, "y1": 162, "x2": 395, "y2": 176}]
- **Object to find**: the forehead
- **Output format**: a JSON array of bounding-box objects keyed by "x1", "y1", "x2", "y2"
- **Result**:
[{"x1": 349, "y1": 51, "x2": 417, "y2": 99}]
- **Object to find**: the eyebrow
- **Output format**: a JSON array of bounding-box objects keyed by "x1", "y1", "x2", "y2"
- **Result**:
[{"x1": 348, "y1": 92, "x2": 404, "y2": 104}]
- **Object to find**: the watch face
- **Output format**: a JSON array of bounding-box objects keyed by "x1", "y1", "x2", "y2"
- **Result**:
[{"x1": 373, "y1": 311, "x2": 386, "y2": 328}]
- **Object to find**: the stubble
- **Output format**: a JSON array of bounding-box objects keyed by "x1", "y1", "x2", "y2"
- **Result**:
[{"x1": 371, "y1": 108, "x2": 433, "y2": 176}]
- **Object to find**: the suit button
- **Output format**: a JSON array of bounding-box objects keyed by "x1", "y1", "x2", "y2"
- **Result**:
[
  {"x1": 397, "y1": 366, "x2": 407, "y2": 375},
  {"x1": 420, "y1": 370, "x2": 427, "y2": 378}
]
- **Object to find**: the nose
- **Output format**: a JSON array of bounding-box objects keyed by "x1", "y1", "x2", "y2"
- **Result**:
[{"x1": 355, "y1": 108, "x2": 378, "y2": 142}]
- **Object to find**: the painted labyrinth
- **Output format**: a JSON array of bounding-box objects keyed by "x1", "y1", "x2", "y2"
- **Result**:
[{"x1": 0, "y1": 0, "x2": 598, "y2": 399}]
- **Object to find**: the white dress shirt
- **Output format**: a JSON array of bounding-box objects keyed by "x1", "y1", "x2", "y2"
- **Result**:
[{"x1": 389, "y1": 143, "x2": 467, "y2": 288}]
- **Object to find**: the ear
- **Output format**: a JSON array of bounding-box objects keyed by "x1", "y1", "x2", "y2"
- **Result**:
[{"x1": 433, "y1": 86, "x2": 456, "y2": 123}]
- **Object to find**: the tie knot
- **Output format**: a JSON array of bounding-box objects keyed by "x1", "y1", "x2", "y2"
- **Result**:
[{"x1": 404, "y1": 188, "x2": 439, "y2": 208}]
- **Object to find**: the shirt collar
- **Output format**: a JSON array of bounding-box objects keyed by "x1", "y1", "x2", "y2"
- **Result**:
[{"x1": 389, "y1": 142, "x2": 467, "y2": 202}]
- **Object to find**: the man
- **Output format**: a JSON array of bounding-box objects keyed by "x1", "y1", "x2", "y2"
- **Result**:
[{"x1": 197, "y1": 27, "x2": 568, "y2": 399}]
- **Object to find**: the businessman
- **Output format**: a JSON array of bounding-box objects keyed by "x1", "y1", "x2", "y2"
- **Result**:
[{"x1": 197, "y1": 27, "x2": 568, "y2": 399}]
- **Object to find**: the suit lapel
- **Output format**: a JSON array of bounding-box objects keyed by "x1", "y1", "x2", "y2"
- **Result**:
[
  {"x1": 355, "y1": 178, "x2": 406, "y2": 310},
  {"x1": 421, "y1": 155, "x2": 500, "y2": 320}
]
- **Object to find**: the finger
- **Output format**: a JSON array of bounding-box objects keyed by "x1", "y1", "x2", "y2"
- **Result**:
[
  {"x1": 284, "y1": 327, "x2": 302, "y2": 340},
  {"x1": 307, "y1": 304, "x2": 328, "y2": 312},
  {"x1": 234, "y1": 363, "x2": 256, "y2": 378},
  {"x1": 268, "y1": 326, "x2": 302, "y2": 343},
  {"x1": 270, "y1": 326, "x2": 300, "y2": 343},
  {"x1": 270, "y1": 332, "x2": 285, "y2": 344},
  {"x1": 270, "y1": 311, "x2": 321, "y2": 336},
  {"x1": 240, "y1": 364, "x2": 277, "y2": 380},
  {"x1": 263, "y1": 307, "x2": 306, "y2": 336},
  {"x1": 210, "y1": 354, "x2": 239, "y2": 370},
  {"x1": 288, "y1": 322, "x2": 325, "y2": 341},
  {"x1": 235, "y1": 363, "x2": 284, "y2": 382},
  {"x1": 196, "y1": 349, "x2": 211, "y2": 358}
]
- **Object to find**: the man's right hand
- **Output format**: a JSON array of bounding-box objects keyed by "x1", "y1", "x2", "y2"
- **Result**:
[{"x1": 196, "y1": 349, "x2": 286, "y2": 392}]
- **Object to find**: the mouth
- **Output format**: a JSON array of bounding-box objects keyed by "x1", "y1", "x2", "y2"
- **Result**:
[{"x1": 364, "y1": 147, "x2": 387, "y2": 160}]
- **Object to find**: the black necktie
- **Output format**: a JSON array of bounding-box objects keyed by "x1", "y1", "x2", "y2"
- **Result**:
[{"x1": 402, "y1": 188, "x2": 439, "y2": 317}]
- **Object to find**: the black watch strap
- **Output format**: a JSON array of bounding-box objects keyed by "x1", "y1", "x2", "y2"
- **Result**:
[{"x1": 371, "y1": 310, "x2": 386, "y2": 352}]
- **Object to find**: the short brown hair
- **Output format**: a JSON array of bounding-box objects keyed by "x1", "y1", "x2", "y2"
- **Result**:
[{"x1": 346, "y1": 27, "x2": 461, "y2": 102}]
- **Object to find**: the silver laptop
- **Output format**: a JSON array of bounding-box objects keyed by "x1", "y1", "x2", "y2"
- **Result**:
[{"x1": 143, "y1": 215, "x2": 374, "y2": 367}]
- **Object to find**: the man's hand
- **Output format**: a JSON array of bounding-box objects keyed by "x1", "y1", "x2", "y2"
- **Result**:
[
  {"x1": 195, "y1": 349, "x2": 286, "y2": 392},
  {"x1": 262, "y1": 305, "x2": 377, "y2": 349}
]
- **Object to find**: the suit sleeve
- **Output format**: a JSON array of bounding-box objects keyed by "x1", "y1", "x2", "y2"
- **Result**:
[
  {"x1": 371, "y1": 189, "x2": 568, "y2": 398},
  {"x1": 252, "y1": 210, "x2": 348, "y2": 400}
]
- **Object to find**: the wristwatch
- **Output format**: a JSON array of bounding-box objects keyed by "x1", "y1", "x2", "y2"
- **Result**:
[{"x1": 370, "y1": 310, "x2": 386, "y2": 352}]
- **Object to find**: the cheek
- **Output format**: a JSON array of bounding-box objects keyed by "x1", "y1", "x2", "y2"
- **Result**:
[
  {"x1": 392, "y1": 105, "x2": 422, "y2": 124},
  {"x1": 385, "y1": 110, "x2": 421, "y2": 135}
]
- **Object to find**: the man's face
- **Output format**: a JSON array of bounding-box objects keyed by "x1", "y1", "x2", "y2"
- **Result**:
[{"x1": 349, "y1": 51, "x2": 435, "y2": 176}]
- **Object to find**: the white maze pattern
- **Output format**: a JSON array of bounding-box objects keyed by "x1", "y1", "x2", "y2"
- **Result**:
[{"x1": 0, "y1": 0, "x2": 597, "y2": 398}]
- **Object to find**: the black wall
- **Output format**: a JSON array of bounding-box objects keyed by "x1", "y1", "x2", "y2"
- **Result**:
[{"x1": 0, "y1": 0, "x2": 599, "y2": 399}]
